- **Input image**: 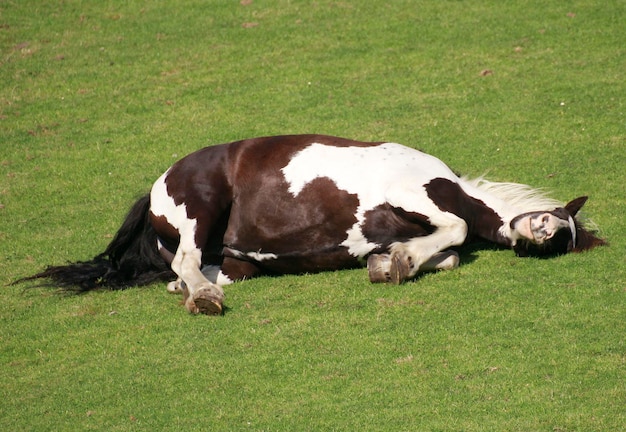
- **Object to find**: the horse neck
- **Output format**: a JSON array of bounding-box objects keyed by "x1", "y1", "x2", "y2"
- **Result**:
[{"x1": 458, "y1": 178, "x2": 562, "y2": 246}]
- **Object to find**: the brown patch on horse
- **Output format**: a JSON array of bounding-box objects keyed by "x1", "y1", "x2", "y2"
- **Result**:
[{"x1": 361, "y1": 204, "x2": 435, "y2": 249}]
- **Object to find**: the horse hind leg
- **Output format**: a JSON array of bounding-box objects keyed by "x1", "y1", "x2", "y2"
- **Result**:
[
  {"x1": 151, "y1": 170, "x2": 229, "y2": 315},
  {"x1": 171, "y1": 255, "x2": 263, "y2": 315},
  {"x1": 166, "y1": 263, "x2": 239, "y2": 294},
  {"x1": 176, "y1": 280, "x2": 222, "y2": 316},
  {"x1": 159, "y1": 238, "x2": 223, "y2": 297},
  {"x1": 156, "y1": 240, "x2": 186, "y2": 294},
  {"x1": 167, "y1": 279, "x2": 184, "y2": 293},
  {"x1": 170, "y1": 244, "x2": 225, "y2": 315}
]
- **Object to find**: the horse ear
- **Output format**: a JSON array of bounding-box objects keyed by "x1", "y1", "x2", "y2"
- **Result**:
[{"x1": 565, "y1": 196, "x2": 588, "y2": 216}]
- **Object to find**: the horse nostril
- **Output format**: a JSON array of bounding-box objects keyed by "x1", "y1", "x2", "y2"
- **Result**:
[{"x1": 542, "y1": 215, "x2": 550, "y2": 224}]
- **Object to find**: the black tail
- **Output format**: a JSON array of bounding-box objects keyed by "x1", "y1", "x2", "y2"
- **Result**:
[{"x1": 14, "y1": 194, "x2": 175, "y2": 291}]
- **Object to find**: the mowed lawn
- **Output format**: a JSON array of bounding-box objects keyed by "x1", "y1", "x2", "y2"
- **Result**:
[{"x1": 1, "y1": 1, "x2": 624, "y2": 430}]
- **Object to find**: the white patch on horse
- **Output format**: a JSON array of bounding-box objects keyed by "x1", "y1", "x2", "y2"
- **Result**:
[
  {"x1": 201, "y1": 265, "x2": 235, "y2": 286},
  {"x1": 282, "y1": 142, "x2": 460, "y2": 257},
  {"x1": 246, "y1": 251, "x2": 278, "y2": 261},
  {"x1": 150, "y1": 169, "x2": 197, "y2": 242},
  {"x1": 166, "y1": 267, "x2": 233, "y2": 295},
  {"x1": 224, "y1": 247, "x2": 277, "y2": 262}
]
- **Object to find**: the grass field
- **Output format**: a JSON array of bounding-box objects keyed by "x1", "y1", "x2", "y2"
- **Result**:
[{"x1": 1, "y1": 0, "x2": 625, "y2": 430}]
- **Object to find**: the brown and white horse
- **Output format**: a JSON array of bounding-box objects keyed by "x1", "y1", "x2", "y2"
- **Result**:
[{"x1": 19, "y1": 135, "x2": 606, "y2": 315}]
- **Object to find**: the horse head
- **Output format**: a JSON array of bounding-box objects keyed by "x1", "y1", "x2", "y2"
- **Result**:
[{"x1": 511, "y1": 196, "x2": 606, "y2": 257}]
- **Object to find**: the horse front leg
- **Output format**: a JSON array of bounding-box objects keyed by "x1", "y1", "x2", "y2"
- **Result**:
[
  {"x1": 368, "y1": 217, "x2": 467, "y2": 284},
  {"x1": 367, "y1": 250, "x2": 460, "y2": 283},
  {"x1": 420, "y1": 250, "x2": 460, "y2": 271}
]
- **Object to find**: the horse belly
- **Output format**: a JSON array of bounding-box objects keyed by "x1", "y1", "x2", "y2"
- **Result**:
[
  {"x1": 223, "y1": 245, "x2": 363, "y2": 275},
  {"x1": 221, "y1": 174, "x2": 371, "y2": 274}
]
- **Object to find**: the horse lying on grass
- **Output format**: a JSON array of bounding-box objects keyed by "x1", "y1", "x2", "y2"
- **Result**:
[{"x1": 16, "y1": 135, "x2": 606, "y2": 315}]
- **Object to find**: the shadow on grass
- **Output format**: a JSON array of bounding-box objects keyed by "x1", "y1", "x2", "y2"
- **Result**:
[{"x1": 12, "y1": 241, "x2": 516, "y2": 316}]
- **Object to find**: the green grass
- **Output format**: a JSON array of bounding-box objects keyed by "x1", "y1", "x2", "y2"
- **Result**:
[{"x1": 1, "y1": 0, "x2": 624, "y2": 430}]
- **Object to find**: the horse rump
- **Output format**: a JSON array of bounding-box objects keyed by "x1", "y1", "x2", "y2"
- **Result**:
[{"x1": 12, "y1": 194, "x2": 174, "y2": 292}]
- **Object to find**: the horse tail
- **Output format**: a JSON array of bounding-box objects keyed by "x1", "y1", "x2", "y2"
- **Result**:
[{"x1": 14, "y1": 194, "x2": 175, "y2": 292}]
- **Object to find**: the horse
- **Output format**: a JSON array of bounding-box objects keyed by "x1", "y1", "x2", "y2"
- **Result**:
[{"x1": 17, "y1": 134, "x2": 606, "y2": 315}]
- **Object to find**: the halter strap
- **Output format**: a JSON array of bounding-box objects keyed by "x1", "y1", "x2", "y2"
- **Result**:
[{"x1": 567, "y1": 216, "x2": 577, "y2": 249}]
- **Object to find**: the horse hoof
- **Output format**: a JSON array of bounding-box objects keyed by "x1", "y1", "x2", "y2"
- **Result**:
[
  {"x1": 190, "y1": 288, "x2": 223, "y2": 316},
  {"x1": 437, "y1": 251, "x2": 459, "y2": 271},
  {"x1": 389, "y1": 253, "x2": 410, "y2": 284},
  {"x1": 368, "y1": 254, "x2": 392, "y2": 283},
  {"x1": 167, "y1": 279, "x2": 184, "y2": 294},
  {"x1": 367, "y1": 253, "x2": 410, "y2": 284}
]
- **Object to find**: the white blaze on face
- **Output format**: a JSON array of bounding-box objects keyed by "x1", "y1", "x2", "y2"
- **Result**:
[
  {"x1": 512, "y1": 212, "x2": 577, "y2": 246},
  {"x1": 150, "y1": 169, "x2": 197, "y2": 250},
  {"x1": 281, "y1": 142, "x2": 457, "y2": 257}
]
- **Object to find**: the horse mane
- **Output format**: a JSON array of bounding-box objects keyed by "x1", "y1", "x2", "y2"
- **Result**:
[{"x1": 461, "y1": 176, "x2": 563, "y2": 213}]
